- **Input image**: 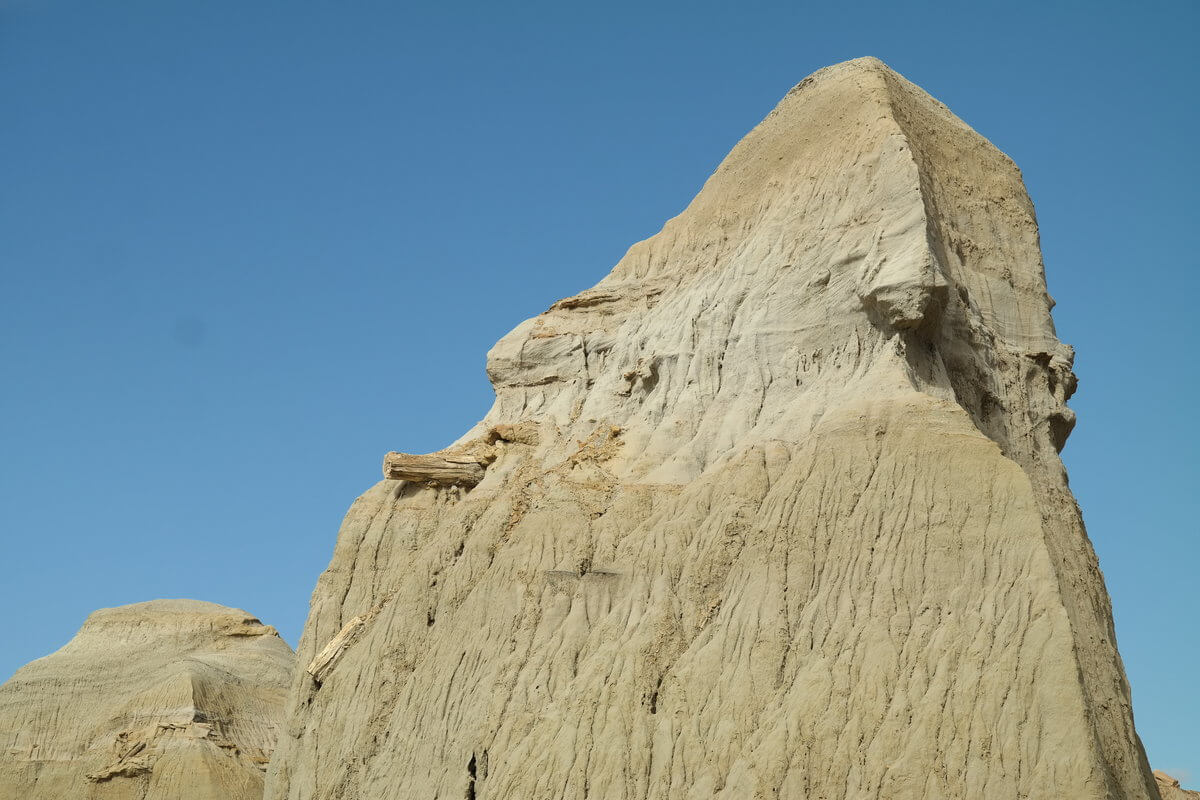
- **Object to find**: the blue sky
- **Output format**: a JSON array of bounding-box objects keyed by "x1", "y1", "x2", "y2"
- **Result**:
[{"x1": 1, "y1": 0, "x2": 1196, "y2": 785}]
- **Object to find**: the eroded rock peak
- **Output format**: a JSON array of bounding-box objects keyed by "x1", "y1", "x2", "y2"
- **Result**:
[{"x1": 0, "y1": 599, "x2": 294, "y2": 800}]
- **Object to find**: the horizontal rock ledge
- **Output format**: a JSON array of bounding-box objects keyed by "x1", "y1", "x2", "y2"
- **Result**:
[{"x1": 382, "y1": 451, "x2": 489, "y2": 487}]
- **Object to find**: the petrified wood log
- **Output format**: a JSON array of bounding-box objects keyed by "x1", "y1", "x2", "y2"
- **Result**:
[
  {"x1": 382, "y1": 451, "x2": 489, "y2": 487},
  {"x1": 306, "y1": 614, "x2": 367, "y2": 684}
]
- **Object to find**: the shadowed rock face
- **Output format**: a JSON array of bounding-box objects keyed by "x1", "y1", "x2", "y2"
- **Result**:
[
  {"x1": 0, "y1": 600, "x2": 294, "y2": 800},
  {"x1": 266, "y1": 58, "x2": 1159, "y2": 800}
]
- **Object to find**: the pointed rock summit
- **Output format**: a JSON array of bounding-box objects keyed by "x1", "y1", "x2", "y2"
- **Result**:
[
  {"x1": 0, "y1": 600, "x2": 294, "y2": 800},
  {"x1": 267, "y1": 58, "x2": 1158, "y2": 799}
]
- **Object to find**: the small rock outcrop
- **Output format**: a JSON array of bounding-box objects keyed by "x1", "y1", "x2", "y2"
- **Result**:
[
  {"x1": 1156, "y1": 771, "x2": 1200, "y2": 800},
  {"x1": 0, "y1": 600, "x2": 294, "y2": 800},
  {"x1": 266, "y1": 58, "x2": 1160, "y2": 799}
]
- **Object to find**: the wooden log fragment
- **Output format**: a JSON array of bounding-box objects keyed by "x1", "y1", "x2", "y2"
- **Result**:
[
  {"x1": 382, "y1": 451, "x2": 488, "y2": 487},
  {"x1": 306, "y1": 614, "x2": 367, "y2": 685}
]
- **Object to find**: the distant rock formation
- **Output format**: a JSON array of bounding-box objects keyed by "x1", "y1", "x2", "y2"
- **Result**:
[
  {"x1": 257, "y1": 57, "x2": 1158, "y2": 798},
  {"x1": 0, "y1": 600, "x2": 293, "y2": 800},
  {"x1": 1157, "y1": 771, "x2": 1200, "y2": 800}
]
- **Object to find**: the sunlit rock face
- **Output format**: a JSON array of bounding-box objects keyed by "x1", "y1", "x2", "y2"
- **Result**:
[
  {"x1": 0, "y1": 600, "x2": 294, "y2": 800},
  {"x1": 266, "y1": 58, "x2": 1157, "y2": 800},
  {"x1": 1156, "y1": 770, "x2": 1200, "y2": 800}
]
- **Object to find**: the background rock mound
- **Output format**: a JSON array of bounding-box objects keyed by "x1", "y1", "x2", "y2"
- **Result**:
[{"x1": 0, "y1": 599, "x2": 293, "y2": 800}]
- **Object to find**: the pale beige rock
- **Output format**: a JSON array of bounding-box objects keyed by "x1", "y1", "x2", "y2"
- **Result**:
[
  {"x1": 1156, "y1": 771, "x2": 1200, "y2": 800},
  {"x1": 0, "y1": 599, "x2": 294, "y2": 800},
  {"x1": 266, "y1": 58, "x2": 1159, "y2": 799}
]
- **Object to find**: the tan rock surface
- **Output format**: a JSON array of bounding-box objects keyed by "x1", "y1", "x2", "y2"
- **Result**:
[
  {"x1": 0, "y1": 599, "x2": 294, "y2": 800},
  {"x1": 1156, "y1": 771, "x2": 1200, "y2": 800},
  {"x1": 267, "y1": 58, "x2": 1159, "y2": 799}
]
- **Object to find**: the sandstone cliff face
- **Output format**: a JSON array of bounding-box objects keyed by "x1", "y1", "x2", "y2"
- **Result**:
[
  {"x1": 267, "y1": 58, "x2": 1159, "y2": 799},
  {"x1": 0, "y1": 600, "x2": 294, "y2": 800}
]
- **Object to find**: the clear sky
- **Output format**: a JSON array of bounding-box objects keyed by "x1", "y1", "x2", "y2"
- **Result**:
[{"x1": 2, "y1": 0, "x2": 1196, "y2": 786}]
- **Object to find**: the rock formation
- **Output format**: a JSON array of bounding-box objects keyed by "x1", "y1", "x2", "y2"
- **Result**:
[
  {"x1": 0, "y1": 600, "x2": 294, "y2": 800},
  {"x1": 1157, "y1": 771, "x2": 1200, "y2": 800},
  {"x1": 266, "y1": 58, "x2": 1160, "y2": 799}
]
